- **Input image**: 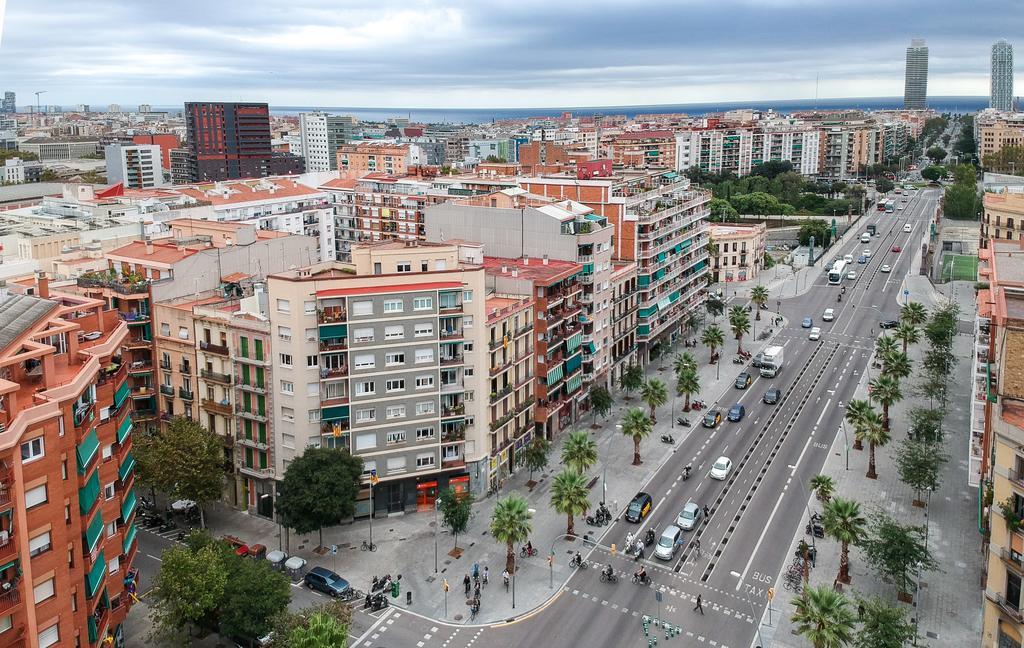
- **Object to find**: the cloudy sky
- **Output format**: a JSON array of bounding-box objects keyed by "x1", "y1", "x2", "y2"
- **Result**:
[{"x1": 0, "y1": 0, "x2": 1017, "y2": 109}]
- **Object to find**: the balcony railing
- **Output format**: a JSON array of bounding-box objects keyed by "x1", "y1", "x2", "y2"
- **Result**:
[
  {"x1": 989, "y1": 591, "x2": 1024, "y2": 622},
  {"x1": 159, "y1": 359, "x2": 172, "y2": 370},
  {"x1": 440, "y1": 355, "x2": 464, "y2": 366},
  {"x1": 0, "y1": 585, "x2": 19, "y2": 614},
  {"x1": 319, "y1": 340, "x2": 348, "y2": 352},
  {"x1": 202, "y1": 399, "x2": 232, "y2": 415},
  {"x1": 179, "y1": 363, "x2": 192, "y2": 375},
  {"x1": 317, "y1": 309, "x2": 347, "y2": 324},
  {"x1": 235, "y1": 406, "x2": 267, "y2": 421},
  {"x1": 200, "y1": 369, "x2": 232, "y2": 384},
  {"x1": 238, "y1": 464, "x2": 274, "y2": 479},
  {"x1": 236, "y1": 435, "x2": 269, "y2": 451},
  {"x1": 236, "y1": 380, "x2": 266, "y2": 393},
  {"x1": 320, "y1": 366, "x2": 349, "y2": 379},
  {"x1": 200, "y1": 341, "x2": 229, "y2": 356},
  {"x1": 77, "y1": 274, "x2": 149, "y2": 296},
  {"x1": 74, "y1": 402, "x2": 95, "y2": 428},
  {"x1": 159, "y1": 385, "x2": 174, "y2": 397},
  {"x1": 178, "y1": 388, "x2": 194, "y2": 401}
]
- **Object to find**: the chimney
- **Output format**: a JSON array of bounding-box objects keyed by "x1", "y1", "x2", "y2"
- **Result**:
[
  {"x1": 36, "y1": 271, "x2": 50, "y2": 299},
  {"x1": 523, "y1": 255, "x2": 530, "y2": 265},
  {"x1": 145, "y1": 238, "x2": 154, "y2": 255},
  {"x1": 542, "y1": 254, "x2": 549, "y2": 265}
]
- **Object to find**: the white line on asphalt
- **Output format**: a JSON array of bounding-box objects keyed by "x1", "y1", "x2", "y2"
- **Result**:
[
  {"x1": 353, "y1": 607, "x2": 394, "y2": 645},
  {"x1": 814, "y1": 399, "x2": 831, "y2": 427},
  {"x1": 735, "y1": 490, "x2": 787, "y2": 591},
  {"x1": 146, "y1": 554, "x2": 162, "y2": 562},
  {"x1": 791, "y1": 434, "x2": 815, "y2": 477}
]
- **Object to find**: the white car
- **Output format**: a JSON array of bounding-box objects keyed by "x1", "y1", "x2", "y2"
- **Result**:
[
  {"x1": 846, "y1": 270, "x2": 857, "y2": 280},
  {"x1": 709, "y1": 456, "x2": 733, "y2": 481},
  {"x1": 843, "y1": 254, "x2": 853, "y2": 264},
  {"x1": 862, "y1": 249, "x2": 872, "y2": 259},
  {"x1": 898, "y1": 205, "x2": 905, "y2": 211},
  {"x1": 809, "y1": 326, "x2": 822, "y2": 341},
  {"x1": 880, "y1": 264, "x2": 891, "y2": 273},
  {"x1": 903, "y1": 223, "x2": 912, "y2": 233},
  {"x1": 822, "y1": 308, "x2": 835, "y2": 322}
]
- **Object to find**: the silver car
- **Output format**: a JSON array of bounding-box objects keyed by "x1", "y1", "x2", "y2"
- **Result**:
[
  {"x1": 653, "y1": 525, "x2": 682, "y2": 560},
  {"x1": 676, "y1": 502, "x2": 702, "y2": 531}
]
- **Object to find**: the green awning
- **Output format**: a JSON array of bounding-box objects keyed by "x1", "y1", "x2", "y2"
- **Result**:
[
  {"x1": 76, "y1": 428, "x2": 99, "y2": 474},
  {"x1": 121, "y1": 490, "x2": 137, "y2": 522},
  {"x1": 566, "y1": 331, "x2": 583, "y2": 353},
  {"x1": 565, "y1": 352, "x2": 583, "y2": 375},
  {"x1": 322, "y1": 405, "x2": 349, "y2": 421},
  {"x1": 664, "y1": 172, "x2": 678, "y2": 179},
  {"x1": 585, "y1": 342, "x2": 597, "y2": 355},
  {"x1": 566, "y1": 374, "x2": 583, "y2": 394},
  {"x1": 319, "y1": 324, "x2": 347, "y2": 339},
  {"x1": 657, "y1": 297, "x2": 672, "y2": 312},
  {"x1": 85, "y1": 551, "x2": 106, "y2": 599},
  {"x1": 78, "y1": 470, "x2": 100, "y2": 515},
  {"x1": 117, "y1": 415, "x2": 132, "y2": 444},
  {"x1": 85, "y1": 510, "x2": 104, "y2": 554},
  {"x1": 114, "y1": 382, "x2": 130, "y2": 409},
  {"x1": 118, "y1": 453, "x2": 136, "y2": 482},
  {"x1": 546, "y1": 363, "x2": 564, "y2": 385},
  {"x1": 123, "y1": 523, "x2": 137, "y2": 554}
]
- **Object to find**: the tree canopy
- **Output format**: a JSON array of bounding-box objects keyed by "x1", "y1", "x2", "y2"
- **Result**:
[
  {"x1": 984, "y1": 144, "x2": 1024, "y2": 175},
  {"x1": 798, "y1": 219, "x2": 832, "y2": 247},
  {"x1": 438, "y1": 486, "x2": 473, "y2": 549},
  {"x1": 276, "y1": 447, "x2": 363, "y2": 548},
  {"x1": 861, "y1": 513, "x2": 938, "y2": 595},
  {"x1": 920, "y1": 165, "x2": 945, "y2": 181}
]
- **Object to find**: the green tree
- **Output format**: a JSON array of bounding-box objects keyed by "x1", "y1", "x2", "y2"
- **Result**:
[
  {"x1": 983, "y1": 144, "x2": 1024, "y2": 175},
  {"x1": 619, "y1": 364, "x2": 644, "y2": 399},
  {"x1": 701, "y1": 325, "x2": 725, "y2": 361},
  {"x1": 853, "y1": 596, "x2": 917, "y2": 648},
  {"x1": 869, "y1": 374, "x2": 902, "y2": 432},
  {"x1": 151, "y1": 542, "x2": 230, "y2": 642},
  {"x1": 438, "y1": 486, "x2": 474, "y2": 550},
  {"x1": 561, "y1": 430, "x2": 598, "y2": 474},
  {"x1": 590, "y1": 385, "x2": 613, "y2": 424},
  {"x1": 706, "y1": 295, "x2": 725, "y2": 319},
  {"x1": 673, "y1": 351, "x2": 697, "y2": 378},
  {"x1": 622, "y1": 407, "x2": 653, "y2": 465},
  {"x1": 900, "y1": 301, "x2": 928, "y2": 327},
  {"x1": 288, "y1": 612, "x2": 350, "y2": 648},
  {"x1": 893, "y1": 322, "x2": 919, "y2": 355},
  {"x1": 874, "y1": 333, "x2": 898, "y2": 360},
  {"x1": 925, "y1": 145, "x2": 947, "y2": 164},
  {"x1": 709, "y1": 197, "x2": 738, "y2": 221},
  {"x1": 276, "y1": 447, "x2": 363, "y2": 550},
  {"x1": 790, "y1": 585, "x2": 856, "y2": 648},
  {"x1": 0, "y1": 149, "x2": 39, "y2": 162},
  {"x1": 857, "y1": 408, "x2": 889, "y2": 480},
  {"x1": 845, "y1": 398, "x2": 874, "y2": 451},
  {"x1": 730, "y1": 191, "x2": 785, "y2": 215},
  {"x1": 490, "y1": 495, "x2": 532, "y2": 573},
  {"x1": 750, "y1": 160, "x2": 794, "y2": 179},
  {"x1": 895, "y1": 438, "x2": 947, "y2": 504},
  {"x1": 875, "y1": 177, "x2": 894, "y2": 194},
  {"x1": 640, "y1": 378, "x2": 668, "y2": 423},
  {"x1": 219, "y1": 554, "x2": 291, "y2": 641},
  {"x1": 676, "y1": 367, "x2": 700, "y2": 412},
  {"x1": 943, "y1": 182, "x2": 979, "y2": 220},
  {"x1": 921, "y1": 165, "x2": 945, "y2": 181},
  {"x1": 908, "y1": 406, "x2": 944, "y2": 443},
  {"x1": 798, "y1": 219, "x2": 832, "y2": 247},
  {"x1": 40, "y1": 169, "x2": 59, "y2": 182},
  {"x1": 523, "y1": 436, "x2": 551, "y2": 480},
  {"x1": 822, "y1": 497, "x2": 867, "y2": 585},
  {"x1": 268, "y1": 600, "x2": 352, "y2": 648},
  {"x1": 809, "y1": 474, "x2": 836, "y2": 503},
  {"x1": 728, "y1": 305, "x2": 751, "y2": 354},
  {"x1": 845, "y1": 184, "x2": 867, "y2": 213},
  {"x1": 750, "y1": 285, "x2": 769, "y2": 321},
  {"x1": 861, "y1": 513, "x2": 938, "y2": 598},
  {"x1": 550, "y1": 469, "x2": 590, "y2": 536},
  {"x1": 134, "y1": 417, "x2": 224, "y2": 528}
]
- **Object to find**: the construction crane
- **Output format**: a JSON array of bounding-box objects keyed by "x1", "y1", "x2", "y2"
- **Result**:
[{"x1": 34, "y1": 90, "x2": 46, "y2": 114}]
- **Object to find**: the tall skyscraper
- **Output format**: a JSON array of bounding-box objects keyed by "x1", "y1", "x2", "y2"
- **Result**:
[
  {"x1": 0, "y1": 91, "x2": 15, "y2": 113},
  {"x1": 904, "y1": 38, "x2": 929, "y2": 110},
  {"x1": 184, "y1": 102, "x2": 304, "y2": 181},
  {"x1": 299, "y1": 112, "x2": 358, "y2": 172},
  {"x1": 992, "y1": 39, "x2": 1015, "y2": 112}
]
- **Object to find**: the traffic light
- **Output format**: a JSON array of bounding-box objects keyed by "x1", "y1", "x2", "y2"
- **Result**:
[{"x1": 547, "y1": 554, "x2": 554, "y2": 567}]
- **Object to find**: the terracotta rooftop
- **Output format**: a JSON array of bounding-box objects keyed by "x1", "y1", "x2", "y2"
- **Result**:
[
  {"x1": 320, "y1": 178, "x2": 359, "y2": 190},
  {"x1": 482, "y1": 256, "x2": 582, "y2": 284},
  {"x1": 615, "y1": 129, "x2": 675, "y2": 140},
  {"x1": 173, "y1": 179, "x2": 323, "y2": 206},
  {"x1": 107, "y1": 240, "x2": 203, "y2": 264}
]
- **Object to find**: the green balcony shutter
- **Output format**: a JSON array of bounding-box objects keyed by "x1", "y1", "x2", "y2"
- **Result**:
[
  {"x1": 123, "y1": 523, "x2": 137, "y2": 554},
  {"x1": 258, "y1": 451, "x2": 268, "y2": 469},
  {"x1": 257, "y1": 395, "x2": 266, "y2": 416},
  {"x1": 118, "y1": 452, "x2": 136, "y2": 482},
  {"x1": 254, "y1": 339, "x2": 264, "y2": 361},
  {"x1": 255, "y1": 367, "x2": 265, "y2": 388},
  {"x1": 85, "y1": 551, "x2": 106, "y2": 598},
  {"x1": 258, "y1": 423, "x2": 267, "y2": 444},
  {"x1": 120, "y1": 490, "x2": 137, "y2": 522},
  {"x1": 240, "y1": 336, "x2": 249, "y2": 358},
  {"x1": 244, "y1": 419, "x2": 253, "y2": 439},
  {"x1": 117, "y1": 415, "x2": 133, "y2": 444},
  {"x1": 76, "y1": 428, "x2": 100, "y2": 474},
  {"x1": 84, "y1": 510, "x2": 104, "y2": 554},
  {"x1": 78, "y1": 470, "x2": 100, "y2": 515},
  {"x1": 113, "y1": 382, "x2": 130, "y2": 408},
  {"x1": 242, "y1": 365, "x2": 251, "y2": 385}
]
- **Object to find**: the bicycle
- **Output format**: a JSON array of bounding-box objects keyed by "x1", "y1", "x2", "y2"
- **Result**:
[
  {"x1": 600, "y1": 571, "x2": 618, "y2": 583},
  {"x1": 361, "y1": 540, "x2": 377, "y2": 552},
  {"x1": 783, "y1": 570, "x2": 803, "y2": 592}
]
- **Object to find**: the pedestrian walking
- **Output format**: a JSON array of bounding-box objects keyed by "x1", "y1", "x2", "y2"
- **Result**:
[
  {"x1": 502, "y1": 569, "x2": 510, "y2": 591},
  {"x1": 483, "y1": 566, "x2": 489, "y2": 586},
  {"x1": 474, "y1": 583, "x2": 481, "y2": 599},
  {"x1": 472, "y1": 562, "x2": 479, "y2": 579},
  {"x1": 693, "y1": 594, "x2": 704, "y2": 615},
  {"x1": 463, "y1": 573, "x2": 471, "y2": 597},
  {"x1": 693, "y1": 538, "x2": 701, "y2": 556},
  {"x1": 626, "y1": 531, "x2": 634, "y2": 549}
]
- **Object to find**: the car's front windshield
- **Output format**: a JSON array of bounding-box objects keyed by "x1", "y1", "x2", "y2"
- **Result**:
[{"x1": 658, "y1": 536, "x2": 674, "y2": 548}]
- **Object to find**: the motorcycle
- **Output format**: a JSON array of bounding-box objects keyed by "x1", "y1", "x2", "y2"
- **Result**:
[
  {"x1": 805, "y1": 523, "x2": 825, "y2": 539},
  {"x1": 660, "y1": 434, "x2": 674, "y2": 444},
  {"x1": 732, "y1": 356, "x2": 746, "y2": 365},
  {"x1": 682, "y1": 464, "x2": 692, "y2": 481},
  {"x1": 569, "y1": 553, "x2": 586, "y2": 568},
  {"x1": 676, "y1": 417, "x2": 690, "y2": 427},
  {"x1": 371, "y1": 574, "x2": 392, "y2": 592},
  {"x1": 520, "y1": 545, "x2": 539, "y2": 558},
  {"x1": 837, "y1": 294, "x2": 842, "y2": 303},
  {"x1": 586, "y1": 512, "x2": 605, "y2": 527},
  {"x1": 643, "y1": 529, "x2": 656, "y2": 547},
  {"x1": 158, "y1": 520, "x2": 176, "y2": 533},
  {"x1": 692, "y1": 400, "x2": 706, "y2": 410}
]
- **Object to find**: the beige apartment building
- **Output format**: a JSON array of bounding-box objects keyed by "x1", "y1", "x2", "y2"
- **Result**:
[
  {"x1": 609, "y1": 261, "x2": 639, "y2": 386},
  {"x1": 983, "y1": 190, "x2": 1024, "y2": 245},
  {"x1": 978, "y1": 111, "x2": 1024, "y2": 170},
  {"x1": 710, "y1": 223, "x2": 768, "y2": 283},
  {"x1": 266, "y1": 240, "x2": 490, "y2": 513}
]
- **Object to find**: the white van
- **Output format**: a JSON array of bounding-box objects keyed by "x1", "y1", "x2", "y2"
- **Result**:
[
  {"x1": 860, "y1": 232, "x2": 871, "y2": 243},
  {"x1": 903, "y1": 223, "x2": 912, "y2": 233}
]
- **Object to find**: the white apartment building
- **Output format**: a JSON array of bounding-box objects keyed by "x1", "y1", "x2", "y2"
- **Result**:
[
  {"x1": 104, "y1": 143, "x2": 167, "y2": 189},
  {"x1": 299, "y1": 112, "x2": 358, "y2": 172},
  {"x1": 676, "y1": 126, "x2": 820, "y2": 176},
  {"x1": 266, "y1": 240, "x2": 491, "y2": 510}
]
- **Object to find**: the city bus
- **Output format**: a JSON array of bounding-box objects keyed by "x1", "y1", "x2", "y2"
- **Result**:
[
  {"x1": 828, "y1": 259, "x2": 848, "y2": 285},
  {"x1": 884, "y1": 199, "x2": 896, "y2": 213}
]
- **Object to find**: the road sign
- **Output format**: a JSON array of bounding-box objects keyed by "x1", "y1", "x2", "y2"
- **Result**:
[
  {"x1": 904, "y1": 288, "x2": 910, "y2": 297},
  {"x1": 767, "y1": 587, "x2": 775, "y2": 601},
  {"x1": 655, "y1": 591, "x2": 663, "y2": 602},
  {"x1": 330, "y1": 544, "x2": 337, "y2": 555}
]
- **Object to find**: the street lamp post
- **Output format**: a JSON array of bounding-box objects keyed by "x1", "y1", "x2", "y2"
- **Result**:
[
  {"x1": 434, "y1": 497, "x2": 439, "y2": 573},
  {"x1": 840, "y1": 419, "x2": 849, "y2": 471}
]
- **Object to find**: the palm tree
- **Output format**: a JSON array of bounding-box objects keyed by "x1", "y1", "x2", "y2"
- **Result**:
[
  {"x1": 751, "y1": 285, "x2": 769, "y2": 321},
  {"x1": 882, "y1": 350, "x2": 912, "y2": 381},
  {"x1": 619, "y1": 364, "x2": 644, "y2": 400},
  {"x1": 673, "y1": 352, "x2": 697, "y2": 378},
  {"x1": 900, "y1": 301, "x2": 928, "y2": 328},
  {"x1": 856, "y1": 409, "x2": 889, "y2": 480},
  {"x1": 621, "y1": 408, "x2": 653, "y2": 465},
  {"x1": 894, "y1": 322, "x2": 920, "y2": 355},
  {"x1": 490, "y1": 495, "x2": 533, "y2": 573},
  {"x1": 676, "y1": 368, "x2": 700, "y2": 412},
  {"x1": 640, "y1": 378, "x2": 668, "y2": 423},
  {"x1": 728, "y1": 305, "x2": 751, "y2": 354},
  {"x1": 701, "y1": 325, "x2": 725, "y2": 363},
  {"x1": 561, "y1": 430, "x2": 598, "y2": 475},
  {"x1": 874, "y1": 334, "x2": 898, "y2": 360},
  {"x1": 809, "y1": 474, "x2": 836, "y2": 503},
  {"x1": 869, "y1": 374, "x2": 902, "y2": 431},
  {"x1": 550, "y1": 470, "x2": 590, "y2": 536},
  {"x1": 791, "y1": 585, "x2": 856, "y2": 648},
  {"x1": 822, "y1": 497, "x2": 867, "y2": 584},
  {"x1": 845, "y1": 399, "x2": 873, "y2": 451}
]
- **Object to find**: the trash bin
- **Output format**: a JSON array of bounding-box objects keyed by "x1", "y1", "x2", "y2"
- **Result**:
[{"x1": 406, "y1": 591, "x2": 412, "y2": 605}]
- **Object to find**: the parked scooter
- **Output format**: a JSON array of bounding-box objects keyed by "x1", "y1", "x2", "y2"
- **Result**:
[
  {"x1": 805, "y1": 512, "x2": 825, "y2": 538},
  {"x1": 660, "y1": 434, "x2": 674, "y2": 444},
  {"x1": 676, "y1": 417, "x2": 690, "y2": 427},
  {"x1": 732, "y1": 356, "x2": 746, "y2": 365},
  {"x1": 691, "y1": 400, "x2": 706, "y2": 410}
]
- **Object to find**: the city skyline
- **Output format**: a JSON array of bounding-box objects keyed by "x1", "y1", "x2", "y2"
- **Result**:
[{"x1": 0, "y1": 0, "x2": 1019, "y2": 109}]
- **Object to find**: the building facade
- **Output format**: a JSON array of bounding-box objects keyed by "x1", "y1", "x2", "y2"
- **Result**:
[
  {"x1": 978, "y1": 111, "x2": 1024, "y2": 168},
  {"x1": 608, "y1": 261, "x2": 639, "y2": 387},
  {"x1": 299, "y1": 112, "x2": 358, "y2": 172},
  {"x1": 710, "y1": 223, "x2": 768, "y2": 283},
  {"x1": 904, "y1": 39, "x2": 929, "y2": 110},
  {"x1": 1, "y1": 158, "x2": 43, "y2": 185},
  {"x1": 18, "y1": 137, "x2": 100, "y2": 162},
  {"x1": 337, "y1": 142, "x2": 419, "y2": 177},
  {"x1": 1, "y1": 92, "x2": 14, "y2": 113},
  {"x1": 609, "y1": 131, "x2": 676, "y2": 169},
  {"x1": 992, "y1": 40, "x2": 1015, "y2": 112},
  {"x1": 104, "y1": 144, "x2": 166, "y2": 189},
  {"x1": 982, "y1": 189, "x2": 1024, "y2": 244}
]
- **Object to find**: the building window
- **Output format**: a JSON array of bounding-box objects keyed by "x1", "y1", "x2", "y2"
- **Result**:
[
  {"x1": 281, "y1": 407, "x2": 295, "y2": 422},
  {"x1": 276, "y1": 299, "x2": 291, "y2": 313},
  {"x1": 25, "y1": 484, "x2": 47, "y2": 509},
  {"x1": 28, "y1": 530, "x2": 52, "y2": 558},
  {"x1": 416, "y1": 401, "x2": 436, "y2": 415},
  {"x1": 37, "y1": 624, "x2": 59, "y2": 648},
  {"x1": 415, "y1": 323, "x2": 433, "y2": 337},
  {"x1": 278, "y1": 326, "x2": 292, "y2": 341},
  {"x1": 355, "y1": 381, "x2": 375, "y2": 396},
  {"x1": 384, "y1": 325, "x2": 404, "y2": 340},
  {"x1": 355, "y1": 433, "x2": 377, "y2": 450},
  {"x1": 464, "y1": 367, "x2": 474, "y2": 377},
  {"x1": 415, "y1": 348, "x2": 434, "y2": 364},
  {"x1": 384, "y1": 299, "x2": 404, "y2": 313},
  {"x1": 413, "y1": 297, "x2": 433, "y2": 311},
  {"x1": 353, "y1": 328, "x2": 374, "y2": 343},
  {"x1": 463, "y1": 316, "x2": 474, "y2": 329},
  {"x1": 396, "y1": 261, "x2": 412, "y2": 273},
  {"x1": 464, "y1": 342, "x2": 473, "y2": 352},
  {"x1": 33, "y1": 578, "x2": 55, "y2": 604},
  {"x1": 356, "y1": 408, "x2": 376, "y2": 423},
  {"x1": 20, "y1": 437, "x2": 44, "y2": 463},
  {"x1": 386, "y1": 405, "x2": 406, "y2": 419},
  {"x1": 108, "y1": 554, "x2": 120, "y2": 574},
  {"x1": 306, "y1": 355, "x2": 319, "y2": 367},
  {"x1": 103, "y1": 482, "x2": 115, "y2": 500},
  {"x1": 160, "y1": 323, "x2": 170, "y2": 336},
  {"x1": 387, "y1": 430, "x2": 407, "y2": 445},
  {"x1": 304, "y1": 301, "x2": 316, "y2": 315},
  {"x1": 281, "y1": 381, "x2": 294, "y2": 394},
  {"x1": 385, "y1": 352, "x2": 405, "y2": 366},
  {"x1": 308, "y1": 410, "x2": 321, "y2": 423},
  {"x1": 416, "y1": 454, "x2": 436, "y2": 469},
  {"x1": 416, "y1": 375, "x2": 434, "y2": 389},
  {"x1": 0, "y1": 614, "x2": 11, "y2": 633},
  {"x1": 386, "y1": 379, "x2": 405, "y2": 392},
  {"x1": 106, "y1": 522, "x2": 116, "y2": 538},
  {"x1": 352, "y1": 301, "x2": 373, "y2": 316},
  {"x1": 179, "y1": 326, "x2": 190, "y2": 340},
  {"x1": 354, "y1": 354, "x2": 375, "y2": 369},
  {"x1": 463, "y1": 290, "x2": 473, "y2": 302},
  {"x1": 442, "y1": 445, "x2": 460, "y2": 460},
  {"x1": 416, "y1": 426, "x2": 435, "y2": 440},
  {"x1": 279, "y1": 353, "x2": 293, "y2": 367}
]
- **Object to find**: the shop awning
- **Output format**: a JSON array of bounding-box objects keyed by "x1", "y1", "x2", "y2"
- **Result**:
[
  {"x1": 546, "y1": 363, "x2": 564, "y2": 385},
  {"x1": 76, "y1": 428, "x2": 99, "y2": 474}
]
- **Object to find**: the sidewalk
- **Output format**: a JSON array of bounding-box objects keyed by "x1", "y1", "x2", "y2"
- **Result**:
[
  {"x1": 198, "y1": 312, "x2": 790, "y2": 626},
  {"x1": 753, "y1": 280, "x2": 983, "y2": 647}
]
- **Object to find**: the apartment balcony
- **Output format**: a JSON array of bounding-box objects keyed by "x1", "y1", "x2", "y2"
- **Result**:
[
  {"x1": 320, "y1": 394, "x2": 349, "y2": 408},
  {"x1": 236, "y1": 380, "x2": 266, "y2": 394},
  {"x1": 236, "y1": 435, "x2": 269, "y2": 451},
  {"x1": 441, "y1": 457, "x2": 467, "y2": 470},
  {"x1": 238, "y1": 464, "x2": 274, "y2": 479},
  {"x1": 201, "y1": 399, "x2": 232, "y2": 415},
  {"x1": 438, "y1": 302, "x2": 463, "y2": 315},
  {"x1": 125, "y1": 336, "x2": 152, "y2": 350},
  {"x1": 317, "y1": 309, "x2": 347, "y2": 325},
  {"x1": 179, "y1": 363, "x2": 192, "y2": 375},
  {"x1": 320, "y1": 420, "x2": 350, "y2": 435},
  {"x1": 159, "y1": 384, "x2": 174, "y2": 397},
  {"x1": 159, "y1": 358, "x2": 172, "y2": 370},
  {"x1": 490, "y1": 359, "x2": 514, "y2": 377},
  {"x1": 987, "y1": 591, "x2": 1024, "y2": 623},
  {"x1": 77, "y1": 274, "x2": 150, "y2": 296},
  {"x1": 440, "y1": 328, "x2": 464, "y2": 341},
  {"x1": 74, "y1": 402, "x2": 95, "y2": 428},
  {"x1": 235, "y1": 407, "x2": 268, "y2": 422},
  {"x1": 200, "y1": 369, "x2": 232, "y2": 385},
  {"x1": 440, "y1": 355, "x2": 464, "y2": 367},
  {"x1": 441, "y1": 404, "x2": 466, "y2": 418},
  {"x1": 0, "y1": 585, "x2": 20, "y2": 614},
  {"x1": 199, "y1": 341, "x2": 229, "y2": 356},
  {"x1": 178, "y1": 388, "x2": 194, "y2": 401},
  {"x1": 319, "y1": 339, "x2": 348, "y2": 352},
  {"x1": 441, "y1": 424, "x2": 467, "y2": 443},
  {"x1": 490, "y1": 385, "x2": 514, "y2": 404},
  {"x1": 134, "y1": 409, "x2": 157, "y2": 421},
  {"x1": 118, "y1": 311, "x2": 151, "y2": 325},
  {"x1": 440, "y1": 380, "x2": 464, "y2": 394},
  {"x1": 320, "y1": 366, "x2": 349, "y2": 380},
  {"x1": 1001, "y1": 548, "x2": 1024, "y2": 574}
]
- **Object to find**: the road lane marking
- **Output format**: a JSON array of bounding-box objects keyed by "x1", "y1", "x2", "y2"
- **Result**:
[
  {"x1": 735, "y1": 490, "x2": 786, "y2": 591},
  {"x1": 791, "y1": 433, "x2": 815, "y2": 477},
  {"x1": 814, "y1": 399, "x2": 831, "y2": 426}
]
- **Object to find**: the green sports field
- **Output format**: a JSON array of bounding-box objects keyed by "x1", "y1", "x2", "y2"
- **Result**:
[{"x1": 940, "y1": 254, "x2": 979, "y2": 282}]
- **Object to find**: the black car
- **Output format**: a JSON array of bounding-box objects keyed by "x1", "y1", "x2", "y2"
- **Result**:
[
  {"x1": 702, "y1": 409, "x2": 723, "y2": 428},
  {"x1": 625, "y1": 492, "x2": 653, "y2": 523},
  {"x1": 763, "y1": 387, "x2": 781, "y2": 404},
  {"x1": 734, "y1": 372, "x2": 752, "y2": 389},
  {"x1": 727, "y1": 404, "x2": 746, "y2": 422},
  {"x1": 879, "y1": 319, "x2": 899, "y2": 329}
]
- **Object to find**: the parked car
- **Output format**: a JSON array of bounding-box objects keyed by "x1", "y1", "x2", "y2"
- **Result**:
[
  {"x1": 676, "y1": 502, "x2": 702, "y2": 531},
  {"x1": 727, "y1": 404, "x2": 746, "y2": 422},
  {"x1": 303, "y1": 566, "x2": 351, "y2": 597},
  {"x1": 625, "y1": 492, "x2": 654, "y2": 523},
  {"x1": 710, "y1": 456, "x2": 733, "y2": 480},
  {"x1": 763, "y1": 387, "x2": 781, "y2": 404}
]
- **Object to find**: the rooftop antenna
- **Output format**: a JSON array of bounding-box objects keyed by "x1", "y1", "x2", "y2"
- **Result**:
[{"x1": 814, "y1": 74, "x2": 819, "y2": 110}]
